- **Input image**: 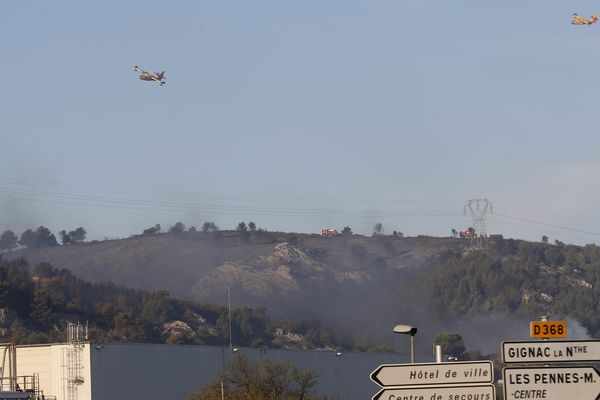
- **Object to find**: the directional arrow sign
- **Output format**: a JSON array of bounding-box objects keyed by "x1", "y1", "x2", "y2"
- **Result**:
[
  {"x1": 503, "y1": 366, "x2": 600, "y2": 400},
  {"x1": 370, "y1": 361, "x2": 494, "y2": 387},
  {"x1": 372, "y1": 385, "x2": 496, "y2": 400},
  {"x1": 503, "y1": 340, "x2": 600, "y2": 364}
]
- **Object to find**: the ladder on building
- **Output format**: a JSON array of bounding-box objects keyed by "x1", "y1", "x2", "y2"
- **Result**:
[{"x1": 62, "y1": 323, "x2": 87, "y2": 400}]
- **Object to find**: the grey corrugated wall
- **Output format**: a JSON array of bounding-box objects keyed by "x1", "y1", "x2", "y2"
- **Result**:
[{"x1": 89, "y1": 344, "x2": 417, "y2": 399}]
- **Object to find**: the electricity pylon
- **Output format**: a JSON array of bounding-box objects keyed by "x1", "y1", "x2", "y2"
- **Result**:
[{"x1": 464, "y1": 198, "x2": 493, "y2": 247}]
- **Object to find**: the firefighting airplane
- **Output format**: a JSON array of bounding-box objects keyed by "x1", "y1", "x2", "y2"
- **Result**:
[
  {"x1": 133, "y1": 66, "x2": 166, "y2": 86},
  {"x1": 572, "y1": 13, "x2": 599, "y2": 25}
]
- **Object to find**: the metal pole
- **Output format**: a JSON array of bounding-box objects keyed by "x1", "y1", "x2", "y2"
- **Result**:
[
  {"x1": 435, "y1": 345, "x2": 443, "y2": 363},
  {"x1": 228, "y1": 287, "x2": 233, "y2": 349},
  {"x1": 10, "y1": 344, "x2": 16, "y2": 391},
  {"x1": 410, "y1": 334, "x2": 415, "y2": 364},
  {"x1": 541, "y1": 315, "x2": 548, "y2": 342},
  {"x1": 221, "y1": 346, "x2": 225, "y2": 400}
]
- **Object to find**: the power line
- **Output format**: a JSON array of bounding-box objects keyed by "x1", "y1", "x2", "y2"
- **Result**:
[
  {"x1": 493, "y1": 211, "x2": 600, "y2": 238},
  {"x1": 0, "y1": 194, "x2": 461, "y2": 219},
  {"x1": 496, "y1": 202, "x2": 600, "y2": 232},
  {"x1": 0, "y1": 176, "x2": 463, "y2": 206},
  {"x1": 487, "y1": 218, "x2": 595, "y2": 243}
]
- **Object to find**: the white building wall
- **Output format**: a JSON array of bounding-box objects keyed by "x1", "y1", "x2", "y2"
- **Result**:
[
  {"x1": 16, "y1": 345, "x2": 52, "y2": 393},
  {"x1": 17, "y1": 344, "x2": 92, "y2": 400}
]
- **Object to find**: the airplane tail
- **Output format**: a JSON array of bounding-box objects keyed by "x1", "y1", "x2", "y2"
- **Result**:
[{"x1": 157, "y1": 71, "x2": 165, "y2": 79}]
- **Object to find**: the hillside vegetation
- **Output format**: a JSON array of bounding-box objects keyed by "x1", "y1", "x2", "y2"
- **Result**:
[
  {"x1": 0, "y1": 256, "x2": 381, "y2": 351},
  {"x1": 426, "y1": 238, "x2": 600, "y2": 336},
  {"x1": 6, "y1": 230, "x2": 600, "y2": 352}
]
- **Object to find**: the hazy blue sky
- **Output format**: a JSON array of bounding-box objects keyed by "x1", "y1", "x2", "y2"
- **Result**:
[{"x1": 3, "y1": 0, "x2": 600, "y2": 244}]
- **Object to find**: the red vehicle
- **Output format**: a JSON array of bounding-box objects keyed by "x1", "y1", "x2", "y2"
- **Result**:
[
  {"x1": 321, "y1": 229, "x2": 339, "y2": 236},
  {"x1": 459, "y1": 229, "x2": 476, "y2": 238}
]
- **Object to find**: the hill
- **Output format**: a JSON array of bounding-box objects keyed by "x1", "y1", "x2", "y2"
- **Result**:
[
  {"x1": 6, "y1": 231, "x2": 600, "y2": 355},
  {"x1": 6, "y1": 231, "x2": 465, "y2": 346},
  {"x1": 0, "y1": 255, "x2": 378, "y2": 351}
]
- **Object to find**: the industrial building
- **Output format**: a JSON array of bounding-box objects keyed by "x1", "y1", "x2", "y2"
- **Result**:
[{"x1": 10, "y1": 341, "x2": 410, "y2": 400}]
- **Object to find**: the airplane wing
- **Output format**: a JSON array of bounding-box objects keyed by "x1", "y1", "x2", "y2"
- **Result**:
[
  {"x1": 571, "y1": 13, "x2": 599, "y2": 25},
  {"x1": 134, "y1": 65, "x2": 151, "y2": 75}
]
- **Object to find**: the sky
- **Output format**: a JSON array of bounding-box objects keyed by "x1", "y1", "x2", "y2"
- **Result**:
[{"x1": 3, "y1": 0, "x2": 600, "y2": 244}]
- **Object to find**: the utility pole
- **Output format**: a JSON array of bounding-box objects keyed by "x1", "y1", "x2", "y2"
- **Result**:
[
  {"x1": 221, "y1": 345, "x2": 225, "y2": 400},
  {"x1": 464, "y1": 198, "x2": 493, "y2": 248},
  {"x1": 222, "y1": 286, "x2": 233, "y2": 400},
  {"x1": 228, "y1": 287, "x2": 232, "y2": 349}
]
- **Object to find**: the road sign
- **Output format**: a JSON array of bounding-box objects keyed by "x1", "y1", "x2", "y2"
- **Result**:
[
  {"x1": 372, "y1": 385, "x2": 496, "y2": 400},
  {"x1": 370, "y1": 361, "x2": 494, "y2": 387},
  {"x1": 503, "y1": 366, "x2": 600, "y2": 400},
  {"x1": 530, "y1": 320, "x2": 567, "y2": 338},
  {"x1": 503, "y1": 340, "x2": 600, "y2": 364}
]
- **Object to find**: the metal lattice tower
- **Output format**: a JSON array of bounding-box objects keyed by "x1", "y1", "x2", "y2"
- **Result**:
[{"x1": 464, "y1": 198, "x2": 493, "y2": 246}]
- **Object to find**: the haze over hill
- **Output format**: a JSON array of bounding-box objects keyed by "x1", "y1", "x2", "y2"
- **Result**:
[
  {"x1": 11, "y1": 231, "x2": 456, "y2": 335},
  {"x1": 7, "y1": 230, "x2": 598, "y2": 356}
]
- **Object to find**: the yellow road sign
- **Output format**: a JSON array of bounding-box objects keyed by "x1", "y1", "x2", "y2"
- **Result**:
[{"x1": 530, "y1": 321, "x2": 567, "y2": 338}]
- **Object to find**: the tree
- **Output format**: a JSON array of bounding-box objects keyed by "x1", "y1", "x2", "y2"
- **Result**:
[
  {"x1": 341, "y1": 227, "x2": 353, "y2": 236},
  {"x1": 30, "y1": 287, "x2": 53, "y2": 329},
  {"x1": 188, "y1": 226, "x2": 197, "y2": 232},
  {"x1": 69, "y1": 227, "x2": 86, "y2": 243},
  {"x1": 19, "y1": 229, "x2": 36, "y2": 247},
  {"x1": 20, "y1": 226, "x2": 58, "y2": 248},
  {"x1": 248, "y1": 222, "x2": 257, "y2": 232},
  {"x1": 37, "y1": 226, "x2": 57, "y2": 247},
  {"x1": 373, "y1": 223, "x2": 383, "y2": 236},
  {"x1": 202, "y1": 222, "x2": 218, "y2": 232},
  {"x1": 169, "y1": 222, "x2": 186, "y2": 234},
  {"x1": 141, "y1": 291, "x2": 174, "y2": 325},
  {"x1": 59, "y1": 230, "x2": 72, "y2": 245},
  {"x1": 451, "y1": 229, "x2": 458, "y2": 238},
  {"x1": 541, "y1": 235, "x2": 549, "y2": 244},
  {"x1": 0, "y1": 230, "x2": 18, "y2": 251},
  {"x1": 236, "y1": 222, "x2": 248, "y2": 232},
  {"x1": 189, "y1": 353, "x2": 323, "y2": 400},
  {"x1": 433, "y1": 332, "x2": 467, "y2": 360},
  {"x1": 33, "y1": 262, "x2": 56, "y2": 279}
]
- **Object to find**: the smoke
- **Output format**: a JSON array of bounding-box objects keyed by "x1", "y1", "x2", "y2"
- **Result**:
[
  {"x1": 9, "y1": 228, "x2": 596, "y2": 359},
  {"x1": 0, "y1": 197, "x2": 44, "y2": 235},
  {"x1": 445, "y1": 313, "x2": 534, "y2": 355},
  {"x1": 565, "y1": 317, "x2": 592, "y2": 340}
]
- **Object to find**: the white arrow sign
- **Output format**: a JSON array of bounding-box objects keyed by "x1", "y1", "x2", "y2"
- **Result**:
[
  {"x1": 372, "y1": 385, "x2": 496, "y2": 400},
  {"x1": 503, "y1": 366, "x2": 600, "y2": 400},
  {"x1": 503, "y1": 340, "x2": 600, "y2": 363},
  {"x1": 370, "y1": 361, "x2": 494, "y2": 387}
]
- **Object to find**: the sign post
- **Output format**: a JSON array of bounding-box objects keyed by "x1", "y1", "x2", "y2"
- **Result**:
[
  {"x1": 503, "y1": 366, "x2": 600, "y2": 400},
  {"x1": 503, "y1": 340, "x2": 600, "y2": 364},
  {"x1": 373, "y1": 385, "x2": 496, "y2": 400},
  {"x1": 371, "y1": 361, "x2": 494, "y2": 387},
  {"x1": 530, "y1": 320, "x2": 567, "y2": 339},
  {"x1": 370, "y1": 361, "x2": 495, "y2": 400}
]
